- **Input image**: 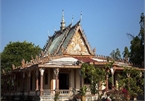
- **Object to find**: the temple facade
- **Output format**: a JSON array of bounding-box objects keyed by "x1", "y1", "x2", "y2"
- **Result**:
[{"x1": 2, "y1": 12, "x2": 144, "y2": 101}]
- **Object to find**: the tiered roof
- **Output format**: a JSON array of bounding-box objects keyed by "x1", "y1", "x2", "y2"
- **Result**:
[
  {"x1": 43, "y1": 20, "x2": 94, "y2": 56},
  {"x1": 2, "y1": 12, "x2": 144, "y2": 75}
]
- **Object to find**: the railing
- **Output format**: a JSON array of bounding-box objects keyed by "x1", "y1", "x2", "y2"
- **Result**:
[
  {"x1": 43, "y1": 89, "x2": 53, "y2": 95},
  {"x1": 59, "y1": 89, "x2": 70, "y2": 95},
  {"x1": 3, "y1": 91, "x2": 37, "y2": 96},
  {"x1": 42, "y1": 89, "x2": 71, "y2": 101},
  {"x1": 43, "y1": 89, "x2": 71, "y2": 95},
  {"x1": 3, "y1": 89, "x2": 101, "y2": 101},
  {"x1": 29, "y1": 91, "x2": 36, "y2": 96}
]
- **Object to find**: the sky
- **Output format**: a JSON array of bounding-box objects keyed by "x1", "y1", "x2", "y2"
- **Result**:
[{"x1": 1, "y1": 0, "x2": 144, "y2": 57}]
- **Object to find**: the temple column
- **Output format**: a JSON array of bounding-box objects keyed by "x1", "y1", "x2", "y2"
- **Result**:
[
  {"x1": 39, "y1": 68, "x2": 45, "y2": 96},
  {"x1": 5, "y1": 76, "x2": 7, "y2": 93},
  {"x1": 13, "y1": 74, "x2": 16, "y2": 95},
  {"x1": 28, "y1": 71, "x2": 31, "y2": 95},
  {"x1": 35, "y1": 70, "x2": 39, "y2": 96},
  {"x1": 106, "y1": 75, "x2": 108, "y2": 90},
  {"x1": 7, "y1": 76, "x2": 9, "y2": 93},
  {"x1": 9, "y1": 75, "x2": 11, "y2": 92},
  {"x1": 14, "y1": 74, "x2": 16, "y2": 90},
  {"x1": 53, "y1": 68, "x2": 59, "y2": 93},
  {"x1": 23, "y1": 72, "x2": 25, "y2": 93},
  {"x1": 6, "y1": 76, "x2": 8, "y2": 94},
  {"x1": 106, "y1": 69, "x2": 109, "y2": 91},
  {"x1": 3, "y1": 76, "x2": 6, "y2": 94}
]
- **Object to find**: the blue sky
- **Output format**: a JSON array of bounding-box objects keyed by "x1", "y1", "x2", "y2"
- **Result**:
[{"x1": 1, "y1": 0, "x2": 144, "y2": 57}]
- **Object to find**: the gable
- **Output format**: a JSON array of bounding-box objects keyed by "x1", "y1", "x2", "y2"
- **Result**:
[
  {"x1": 43, "y1": 21, "x2": 94, "y2": 56},
  {"x1": 66, "y1": 29, "x2": 90, "y2": 55}
]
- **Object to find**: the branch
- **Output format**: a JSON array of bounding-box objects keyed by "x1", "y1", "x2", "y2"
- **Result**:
[{"x1": 127, "y1": 33, "x2": 135, "y2": 39}]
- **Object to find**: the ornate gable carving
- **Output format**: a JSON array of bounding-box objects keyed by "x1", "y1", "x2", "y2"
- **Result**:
[{"x1": 66, "y1": 30, "x2": 90, "y2": 55}]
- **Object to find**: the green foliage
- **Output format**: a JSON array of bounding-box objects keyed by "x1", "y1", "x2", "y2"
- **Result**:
[
  {"x1": 81, "y1": 63, "x2": 106, "y2": 95},
  {"x1": 122, "y1": 46, "x2": 129, "y2": 61},
  {"x1": 54, "y1": 92, "x2": 59, "y2": 101},
  {"x1": 130, "y1": 36, "x2": 143, "y2": 66},
  {"x1": 1, "y1": 41, "x2": 41, "y2": 71},
  {"x1": 110, "y1": 48, "x2": 121, "y2": 61},
  {"x1": 129, "y1": 13, "x2": 144, "y2": 67},
  {"x1": 118, "y1": 67, "x2": 144, "y2": 96},
  {"x1": 78, "y1": 85, "x2": 87, "y2": 96},
  {"x1": 105, "y1": 61, "x2": 114, "y2": 69}
]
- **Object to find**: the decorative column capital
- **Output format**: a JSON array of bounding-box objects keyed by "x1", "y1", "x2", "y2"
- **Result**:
[
  {"x1": 39, "y1": 68, "x2": 45, "y2": 76},
  {"x1": 54, "y1": 68, "x2": 59, "y2": 76}
]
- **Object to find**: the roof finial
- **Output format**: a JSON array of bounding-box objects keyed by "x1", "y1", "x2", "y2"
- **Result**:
[
  {"x1": 80, "y1": 11, "x2": 82, "y2": 22},
  {"x1": 62, "y1": 9, "x2": 64, "y2": 17},
  {"x1": 71, "y1": 15, "x2": 73, "y2": 25},
  {"x1": 60, "y1": 10, "x2": 65, "y2": 30}
]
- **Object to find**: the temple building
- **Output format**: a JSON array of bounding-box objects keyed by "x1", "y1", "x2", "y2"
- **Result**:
[{"x1": 2, "y1": 11, "x2": 144, "y2": 101}]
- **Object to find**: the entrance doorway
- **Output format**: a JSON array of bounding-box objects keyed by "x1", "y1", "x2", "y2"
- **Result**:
[{"x1": 59, "y1": 73, "x2": 69, "y2": 89}]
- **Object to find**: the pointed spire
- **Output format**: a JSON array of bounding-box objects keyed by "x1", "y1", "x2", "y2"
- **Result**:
[
  {"x1": 60, "y1": 10, "x2": 65, "y2": 30},
  {"x1": 80, "y1": 11, "x2": 82, "y2": 22},
  {"x1": 71, "y1": 15, "x2": 73, "y2": 25}
]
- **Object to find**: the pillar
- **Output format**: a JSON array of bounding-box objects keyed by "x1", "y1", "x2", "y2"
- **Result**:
[
  {"x1": 35, "y1": 70, "x2": 39, "y2": 96},
  {"x1": 35, "y1": 70, "x2": 39, "y2": 91},
  {"x1": 53, "y1": 68, "x2": 59, "y2": 93},
  {"x1": 28, "y1": 71, "x2": 31, "y2": 95},
  {"x1": 14, "y1": 74, "x2": 16, "y2": 91},
  {"x1": 13, "y1": 74, "x2": 16, "y2": 95},
  {"x1": 3, "y1": 76, "x2": 6, "y2": 94},
  {"x1": 39, "y1": 68, "x2": 45, "y2": 96},
  {"x1": 106, "y1": 69, "x2": 109, "y2": 91},
  {"x1": 23, "y1": 72, "x2": 25, "y2": 92},
  {"x1": 106, "y1": 74, "x2": 108, "y2": 90}
]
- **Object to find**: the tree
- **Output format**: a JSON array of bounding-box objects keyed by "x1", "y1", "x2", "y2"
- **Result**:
[
  {"x1": 110, "y1": 48, "x2": 121, "y2": 61},
  {"x1": 118, "y1": 67, "x2": 144, "y2": 100},
  {"x1": 81, "y1": 63, "x2": 106, "y2": 100},
  {"x1": 1, "y1": 41, "x2": 41, "y2": 71},
  {"x1": 128, "y1": 13, "x2": 144, "y2": 67},
  {"x1": 115, "y1": 48, "x2": 121, "y2": 60},
  {"x1": 110, "y1": 50, "x2": 116, "y2": 60},
  {"x1": 122, "y1": 46, "x2": 129, "y2": 62}
]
